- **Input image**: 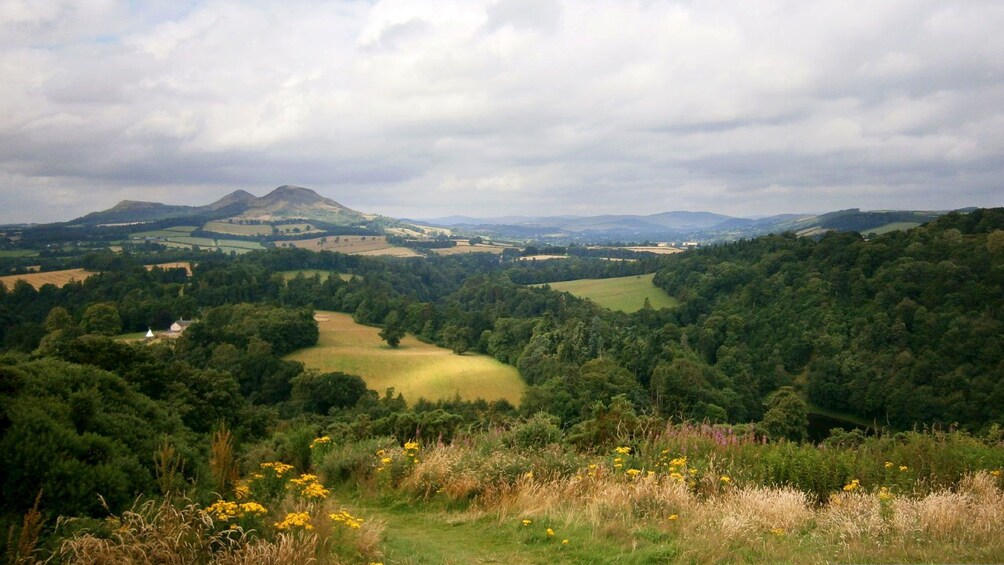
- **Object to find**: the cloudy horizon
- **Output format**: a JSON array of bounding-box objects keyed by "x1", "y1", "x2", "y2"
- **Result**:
[{"x1": 1, "y1": 0, "x2": 1002, "y2": 224}]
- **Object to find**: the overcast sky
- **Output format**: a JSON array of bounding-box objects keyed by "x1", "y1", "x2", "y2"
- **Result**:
[{"x1": 1, "y1": 0, "x2": 1002, "y2": 223}]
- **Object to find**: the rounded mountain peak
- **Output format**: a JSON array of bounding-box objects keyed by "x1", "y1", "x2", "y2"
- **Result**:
[{"x1": 265, "y1": 185, "x2": 325, "y2": 204}]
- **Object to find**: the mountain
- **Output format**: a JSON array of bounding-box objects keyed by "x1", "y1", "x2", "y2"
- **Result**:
[
  {"x1": 71, "y1": 186, "x2": 373, "y2": 227},
  {"x1": 73, "y1": 200, "x2": 201, "y2": 225},
  {"x1": 238, "y1": 185, "x2": 370, "y2": 224},
  {"x1": 206, "y1": 189, "x2": 256, "y2": 211},
  {"x1": 421, "y1": 208, "x2": 952, "y2": 243}
]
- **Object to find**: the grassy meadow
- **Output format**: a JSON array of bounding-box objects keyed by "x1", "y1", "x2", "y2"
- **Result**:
[
  {"x1": 430, "y1": 240, "x2": 510, "y2": 255},
  {"x1": 50, "y1": 427, "x2": 1004, "y2": 564},
  {"x1": 287, "y1": 311, "x2": 524, "y2": 404},
  {"x1": 202, "y1": 221, "x2": 322, "y2": 236},
  {"x1": 864, "y1": 221, "x2": 923, "y2": 235},
  {"x1": 540, "y1": 273, "x2": 678, "y2": 313},
  {"x1": 278, "y1": 235, "x2": 421, "y2": 257},
  {"x1": 131, "y1": 226, "x2": 197, "y2": 238}
]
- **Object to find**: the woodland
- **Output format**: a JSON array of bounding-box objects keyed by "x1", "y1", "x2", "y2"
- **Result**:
[{"x1": 1, "y1": 208, "x2": 1003, "y2": 563}]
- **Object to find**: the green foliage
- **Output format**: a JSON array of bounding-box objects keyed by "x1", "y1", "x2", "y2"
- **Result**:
[
  {"x1": 653, "y1": 208, "x2": 1004, "y2": 430},
  {"x1": 0, "y1": 358, "x2": 189, "y2": 517},
  {"x1": 759, "y1": 387, "x2": 809, "y2": 442},
  {"x1": 379, "y1": 311, "x2": 405, "y2": 348},
  {"x1": 180, "y1": 303, "x2": 318, "y2": 357},
  {"x1": 505, "y1": 412, "x2": 564, "y2": 449},
  {"x1": 80, "y1": 303, "x2": 121, "y2": 336},
  {"x1": 291, "y1": 370, "x2": 367, "y2": 415}
]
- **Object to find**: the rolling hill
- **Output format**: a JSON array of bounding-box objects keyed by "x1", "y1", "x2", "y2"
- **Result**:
[
  {"x1": 422, "y1": 208, "x2": 955, "y2": 243},
  {"x1": 71, "y1": 185, "x2": 376, "y2": 227}
]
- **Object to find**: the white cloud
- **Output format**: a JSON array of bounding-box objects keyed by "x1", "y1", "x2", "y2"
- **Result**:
[{"x1": 0, "y1": 0, "x2": 1002, "y2": 223}]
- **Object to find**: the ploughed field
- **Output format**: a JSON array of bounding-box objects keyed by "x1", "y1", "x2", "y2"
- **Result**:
[
  {"x1": 537, "y1": 273, "x2": 678, "y2": 313},
  {"x1": 287, "y1": 311, "x2": 524, "y2": 404}
]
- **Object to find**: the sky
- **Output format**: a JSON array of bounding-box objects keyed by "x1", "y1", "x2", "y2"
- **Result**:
[{"x1": 1, "y1": 0, "x2": 1002, "y2": 224}]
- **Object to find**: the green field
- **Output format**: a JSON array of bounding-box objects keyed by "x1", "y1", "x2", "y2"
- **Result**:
[
  {"x1": 864, "y1": 222, "x2": 922, "y2": 235},
  {"x1": 280, "y1": 269, "x2": 354, "y2": 281},
  {"x1": 161, "y1": 236, "x2": 264, "y2": 254},
  {"x1": 132, "y1": 226, "x2": 197, "y2": 238},
  {"x1": 0, "y1": 249, "x2": 38, "y2": 258},
  {"x1": 287, "y1": 311, "x2": 525, "y2": 404},
  {"x1": 539, "y1": 273, "x2": 677, "y2": 313},
  {"x1": 202, "y1": 221, "x2": 321, "y2": 236}
]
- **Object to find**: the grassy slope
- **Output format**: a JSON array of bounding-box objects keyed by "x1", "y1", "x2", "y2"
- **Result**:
[
  {"x1": 203, "y1": 221, "x2": 322, "y2": 236},
  {"x1": 863, "y1": 222, "x2": 922, "y2": 235},
  {"x1": 353, "y1": 498, "x2": 678, "y2": 565},
  {"x1": 287, "y1": 311, "x2": 525, "y2": 404},
  {"x1": 541, "y1": 273, "x2": 678, "y2": 313}
]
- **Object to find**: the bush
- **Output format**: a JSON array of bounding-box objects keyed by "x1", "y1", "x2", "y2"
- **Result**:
[{"x1": 505, "y1": 412, "x2": 563, "y2": 449}]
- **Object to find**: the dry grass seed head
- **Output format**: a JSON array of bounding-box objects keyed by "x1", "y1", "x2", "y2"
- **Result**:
[
  {"x1": 711, "y1": 486, "x2": 812, "y2": 541},
  {"x1": 818, "y1": 492, "x2": 887, "y2": 540}
]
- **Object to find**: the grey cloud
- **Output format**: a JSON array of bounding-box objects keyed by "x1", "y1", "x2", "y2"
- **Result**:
[{"x1": 0, "y1": 0, "x2": 1002, "y2": 224}]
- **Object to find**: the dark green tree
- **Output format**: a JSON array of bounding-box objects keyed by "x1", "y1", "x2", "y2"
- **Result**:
[
  {"x1": 379, "y1": 311, "x2": 405, "y2": 348},
  {"x1": 81, "y1": 303, "x2": 121, "y2": 336},
  {"x1": 760, "y1": 387, "x2": 809, "y2": 442}
]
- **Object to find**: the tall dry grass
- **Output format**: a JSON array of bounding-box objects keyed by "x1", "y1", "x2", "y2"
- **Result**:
[
  {"x1": 378, "y1": 441, "x2": 1004, "y2": 563},
  {"x1": 210, "y1": 423, "x2": 240, "y2": 497},
  {"x1": 5, "y1": 491, "x2": 45, "y2": 565},
  {"x1": 55, "y1": 496, "x2": 384, "y2": 565}
]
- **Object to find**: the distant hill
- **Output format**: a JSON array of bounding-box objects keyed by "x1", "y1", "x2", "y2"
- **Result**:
[
  {"x1": 421, "y1": 208, "x2": 954, "y2": 243},
  {"x1": 69, "y1": 188, "x2": 957, "y2": 244},
  {"x1": 71, "y1": 185, "x2": 374, "y2": 227}
]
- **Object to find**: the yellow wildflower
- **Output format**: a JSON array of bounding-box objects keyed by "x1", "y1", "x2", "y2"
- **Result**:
[
  {"x1": 562, "y1": 539, "x2": 569, "y2": 545},
  {"x1": 301, "y1": 481, "x2": 330, "y2": 500},
  {"x1": 310, "y1": 436, "x2": 331, "y2": 449},
  {"x1": 205, "y1": 500, "x2": 240, "y2": 521},
  {"x1": 614, "y1": 446, "x2": 631, "y2": 455},
  {"x1": 670, "y1": 456, "x2": 687, "y2": 467},
  {"x1": 720, "y1": 475, "x2": 731, "y2": 483},
  {"x1": 522, "y1": 519, "x2": 532, "y2": 526},
  {"x1": 260, "y1": 462, "x2": 294, "y2": 476},
  {"x1": 667, "y1": 514, "x2": 678, "y2": 521},
  {"x1": 239, "y1": 502, "x2": 267, "y2": 515},
  {"x1": 290, "y1": 474, "x2": 319, "y2": 485},
  {"x1": 381, "y1": 457, "x2": 392, "y2": 464},
  {"x1": 770, "y1": 527, "x2": 785, "y2": 536},
  {"x1": 899, "y1": 465, "x2": 908, "y2": 472},
  {"x1": 877, "y1": 487, "x2": 893, "y2": 502},
  {"x1": 885, "y1": 461, "x2": 894, "y2": 469},
  {"x1": 626, "y1": 468, "x2": 642, "y2": 478},
  {"x1": 234, "y1": 483, "x2": 250, "y2": 500},
  {"x1": 843, "y1": 479, "x2": 861, "y2": 492},
  {"x1": 992, "y1": 470, "x2": 1002, "y2": 477},
  {"x1": 276, "y1": 512, "x2": 313, "y2": 530},
  {"x1": 546, "y1": 528, "x2": 555, "y2": 537}
]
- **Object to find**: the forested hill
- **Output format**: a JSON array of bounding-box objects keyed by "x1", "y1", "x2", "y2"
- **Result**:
[{"x1": 653, "y1": 208, "x2": 1004, "y2": 429}]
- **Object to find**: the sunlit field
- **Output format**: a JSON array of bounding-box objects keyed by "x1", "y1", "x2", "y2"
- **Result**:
[
  {"x1": 287, "y1": 311, "x2": 525, "y2": 404},
  {"x1": 539, "y1": 273, "x2": 678, "y2": 313}
]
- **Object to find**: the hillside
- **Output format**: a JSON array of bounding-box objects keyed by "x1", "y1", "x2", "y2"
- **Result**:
[
  {"x1": 423, "y1": 208, "x2": 954, "y2": 243},
  {"x1": 70, "y1": 185, "x2": 375, "y2": 227}
]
